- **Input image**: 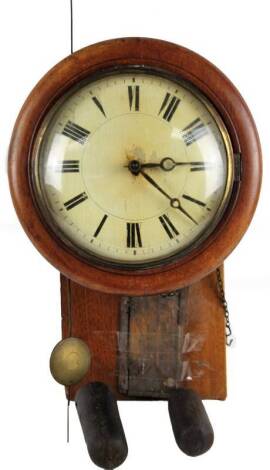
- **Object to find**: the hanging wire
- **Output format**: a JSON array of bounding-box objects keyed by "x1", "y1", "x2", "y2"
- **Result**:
[
  {"x1": 70, "y1": 0, "x2": 74, "y2": 54},
  {"x1": 67, "y1": 278, "x2": 73, "y2": 337}
]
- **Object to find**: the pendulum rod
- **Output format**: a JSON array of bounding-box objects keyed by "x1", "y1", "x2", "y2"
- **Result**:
[
  {"x1": 67, "y1": 278, "x2": 73, "y2": 338},
  {"x1": 67, "y1": 398, "x2": 70, "y2": 443},
  {"x1": 70, "y1": 0, "x2": 74, "y2": 54},
  {"x1": 66, "y1": 278, "x2": 73, "y2": 442}
]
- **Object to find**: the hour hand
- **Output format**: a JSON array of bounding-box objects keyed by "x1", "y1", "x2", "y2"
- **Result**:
[
  {"x1": 125, "y1": 157, "x2": 178, "y2": 172},
  {"x1": 126, "y1": 157, "x2": 207, "y2": 173},
  {"x1": 141, "y1": 157, "x2": 177, "y2": 171},
  {"x1": 141, "y1": 157, "x2": 205, "y2": 171}
]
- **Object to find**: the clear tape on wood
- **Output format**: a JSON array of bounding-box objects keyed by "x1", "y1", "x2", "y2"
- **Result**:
[
  {"x1": 88, "y1": 331, "x2": 211, "y2": 395},
  {"x1": 90, "y1": 331, "x2": 204, "y2": 353}
]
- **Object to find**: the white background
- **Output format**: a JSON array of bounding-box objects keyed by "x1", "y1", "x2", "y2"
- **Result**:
[{"x1": 0, "y1": 0, "x2": 269, "y2": 469}]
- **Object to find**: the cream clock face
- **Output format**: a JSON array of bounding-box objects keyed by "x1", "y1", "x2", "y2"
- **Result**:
[{"x1": 33, "y1": 69, "x2": 233, "y2": 267}]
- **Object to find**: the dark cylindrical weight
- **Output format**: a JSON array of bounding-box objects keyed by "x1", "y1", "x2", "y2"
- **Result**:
[
  {"x1": 168, "y1": 388, "x2": 214, "y2": 457},
  {"x1": 75, "y1": 382, "x2": 128, "y2": 469}
]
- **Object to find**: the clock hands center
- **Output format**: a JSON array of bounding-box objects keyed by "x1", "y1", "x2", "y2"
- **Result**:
[
  {"x1": 141, "y1": 157, "x2": 204, "y2": 171},
  {"x1": 134, "y1": 166, "x2": 198, "y2": 225},
  {"x1": 141, "y1": 157, "x2": 177, "y2": 171},
  {"x1": 127, "y1": 157, "x2": 204, "y2": 172}
]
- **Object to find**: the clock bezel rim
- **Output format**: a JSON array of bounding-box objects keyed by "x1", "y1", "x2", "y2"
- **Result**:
[
  {"x1": 8, "y1": 37, "x2": 262, "y2": 295},
  {"x1": 31, "y1": 66, "x2": 234, "y2": 271}
]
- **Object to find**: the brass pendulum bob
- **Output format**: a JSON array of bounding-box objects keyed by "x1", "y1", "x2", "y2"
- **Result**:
[{"x1": 50, "y1": 337, "x2": 91, "y2": 386}]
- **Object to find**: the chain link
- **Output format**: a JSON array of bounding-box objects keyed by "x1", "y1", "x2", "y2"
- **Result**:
[{"x1": 216, "y1": 268, "x2": 234, "y2": 347}]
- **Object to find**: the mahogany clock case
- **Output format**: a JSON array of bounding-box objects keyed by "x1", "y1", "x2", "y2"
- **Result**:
[{"x1": 8, "y1": 37, "x2": 262, "y2": 296}]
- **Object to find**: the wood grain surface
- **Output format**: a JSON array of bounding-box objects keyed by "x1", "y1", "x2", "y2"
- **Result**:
[
  {"x1": 8, "y1": 37, "x2": 262, "y2": 295},
  {"x1": 62, "y1": 266, "x2": 226, "y2": 401}
]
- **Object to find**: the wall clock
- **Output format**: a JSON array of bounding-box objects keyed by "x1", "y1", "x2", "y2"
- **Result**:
[{"x1": 8, "y1": 37, "x2": 261, "y2": 468}]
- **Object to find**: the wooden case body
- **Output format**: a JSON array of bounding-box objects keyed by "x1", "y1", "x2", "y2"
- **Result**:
[
  {"x1": 61, "y1": 268, "x2": 226, "y2": 401},
  {"x1": 8, "y1": 38, "x2": 262, "y2": 401}
]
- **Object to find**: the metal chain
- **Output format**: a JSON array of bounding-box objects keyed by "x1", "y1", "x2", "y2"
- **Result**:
[{"x1": 216, "y1": 268, "x2": 234, "y2": 347}]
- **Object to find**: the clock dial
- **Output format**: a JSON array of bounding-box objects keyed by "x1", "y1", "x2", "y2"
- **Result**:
[{"x1": 33, "y1": 70, "x2": 233, "y2": 267}]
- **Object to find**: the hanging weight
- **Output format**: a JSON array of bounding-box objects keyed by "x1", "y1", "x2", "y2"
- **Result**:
[
  {"x1": 168, "y1": 388, "x2": 214, "y2": 457},
  {"x1": 75, "y1": 382, "x2": 128, "y2": 469}
]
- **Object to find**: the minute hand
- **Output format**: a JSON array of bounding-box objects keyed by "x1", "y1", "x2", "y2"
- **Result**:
[{"x1": 140, "y1": 170, "x2": 198, "y2": 225}]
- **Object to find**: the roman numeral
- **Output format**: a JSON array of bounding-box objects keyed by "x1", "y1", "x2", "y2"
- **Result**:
[
  {"x1": 159, "y1": 214, "x2": 179, "y2": 239},
  {"x1": 93, "y1": 215, "x2": 108, "y2": 237},
  {"x1": 190, "y1": 162, "x2": 212, "y2": 172},
  {"x1": 62, "y1": 121, "x2": 90, "y2": 145},
  {"x1": 182, "y1": 118, "x2": 208, "y2": 146},
  {"x1": 55, "y1": 160, "x2": 80, "y2": 173},
  {"x1": 159, "y1": 93, "x2": 180, "y2": 121},
  {"x1": 64, "y1": 192, "x2": 88, "y2": 211},
  {"x1": 128, "y1": 86, "x2": 140, "y2": 111},
  {"x1": 127, "y1": 223, "x2": 142, "y2": 248},
  {"x1": 92, "y1": 96, "x2": 106, "y2": 117},
  {"x1": 182, "y1": 194, "x2": 206, "y2": 207}
]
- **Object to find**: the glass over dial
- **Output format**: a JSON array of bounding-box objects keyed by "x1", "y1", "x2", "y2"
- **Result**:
[{"x1": 33, "y1": 70, "x2": 233, "y2": 267}]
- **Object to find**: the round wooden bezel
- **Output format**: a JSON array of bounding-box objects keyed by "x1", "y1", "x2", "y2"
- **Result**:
[{"x1": 8, "y1": 37, "x2": 262, "y2": 295}]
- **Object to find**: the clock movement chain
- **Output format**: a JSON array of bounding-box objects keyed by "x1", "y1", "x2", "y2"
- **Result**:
[{"x1": 216, "y1": 268, "x2": 234, "y2": 347}]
